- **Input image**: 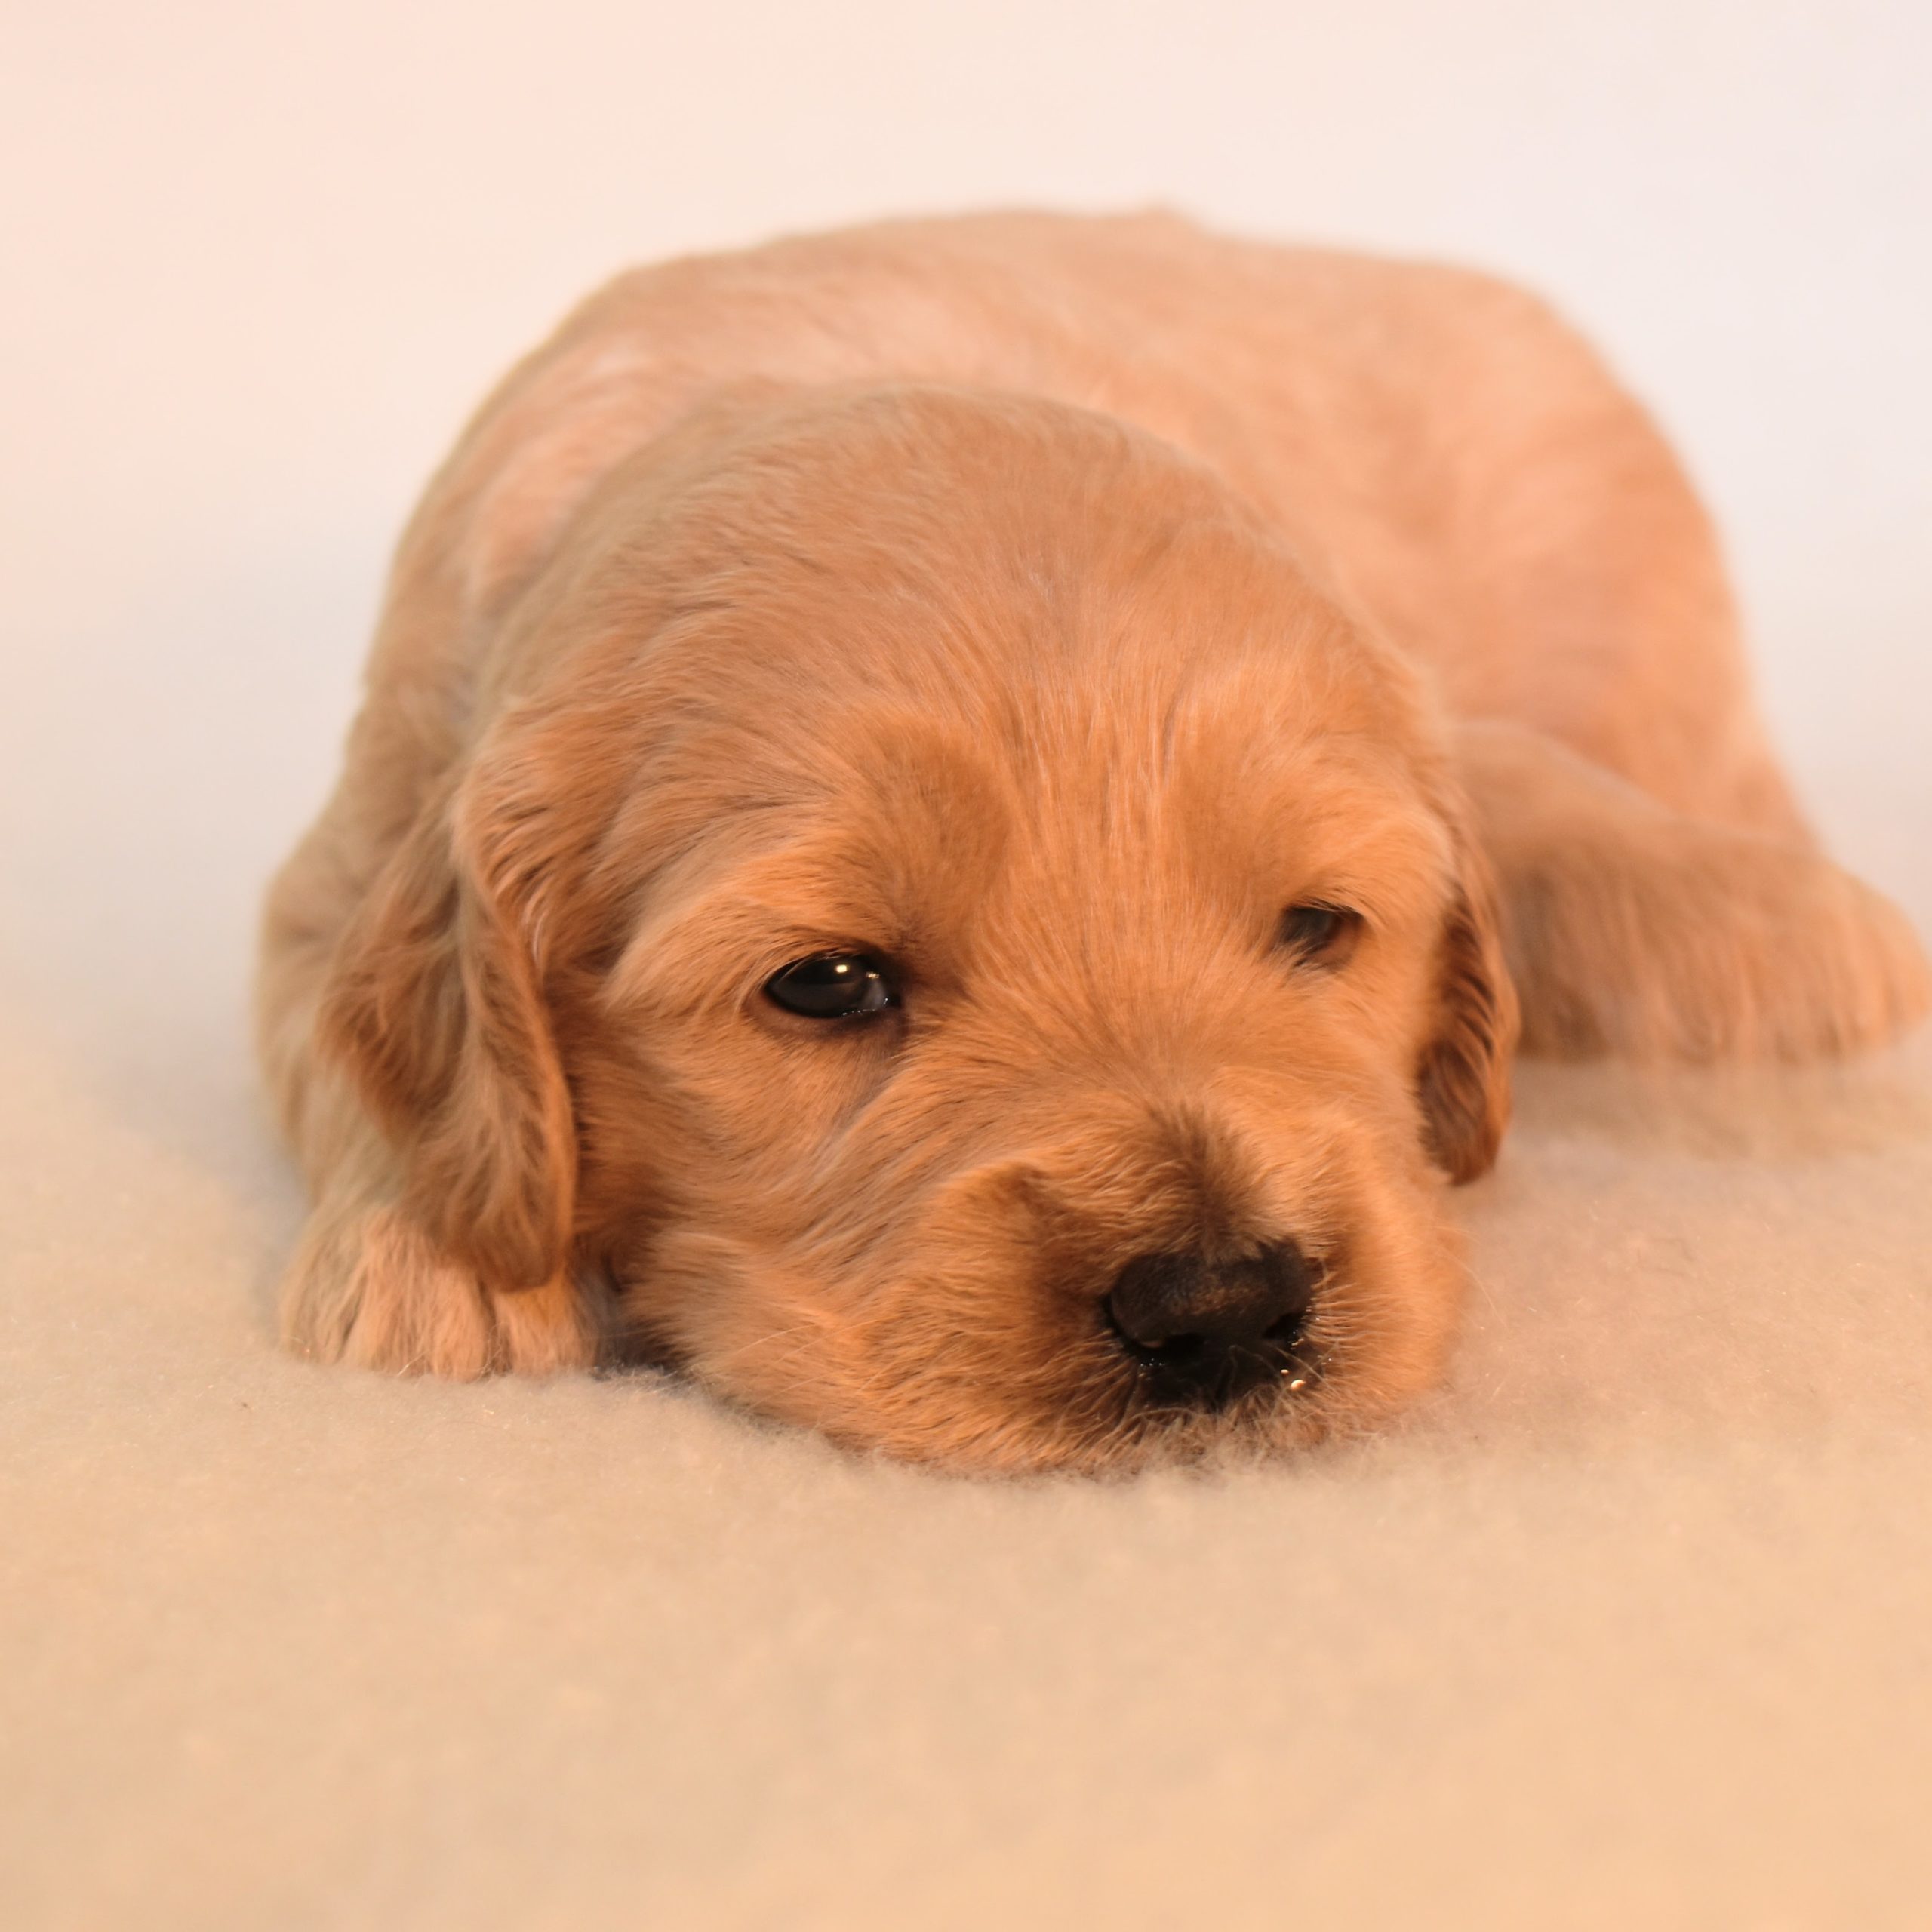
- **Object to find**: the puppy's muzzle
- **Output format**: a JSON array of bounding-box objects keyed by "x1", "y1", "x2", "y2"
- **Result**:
[{"x1": 1104, "y1": 1242, "x2": 1319, "y2": 1410}]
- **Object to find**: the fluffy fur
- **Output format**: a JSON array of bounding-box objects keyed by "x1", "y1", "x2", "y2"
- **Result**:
[{"x1": 258, "y1": 211, "x2": 1929, "y2": 1472}]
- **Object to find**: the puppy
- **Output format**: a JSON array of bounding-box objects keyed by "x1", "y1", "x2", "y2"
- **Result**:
[{"x1": 259, "y1": 211, "x2": 1929, "y2": 1472}]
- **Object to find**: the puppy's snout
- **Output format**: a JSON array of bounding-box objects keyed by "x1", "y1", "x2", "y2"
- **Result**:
[{"x1": 1104, "y1": 1243, "x2": 1318, "y2": 1409}]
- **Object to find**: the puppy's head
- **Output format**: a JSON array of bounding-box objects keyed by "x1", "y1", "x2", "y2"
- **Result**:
[{"x1": 326, "y1": 386, "x2": 1516, "y2": 1472}]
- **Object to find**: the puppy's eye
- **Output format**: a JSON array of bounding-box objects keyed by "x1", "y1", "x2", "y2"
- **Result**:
[
  {"x1": 1277, "y1": 903, "x2": 1361, "y2": 966},
  {"x1": 764, "y1": 951, "x2": 901, "y2": 1020}
]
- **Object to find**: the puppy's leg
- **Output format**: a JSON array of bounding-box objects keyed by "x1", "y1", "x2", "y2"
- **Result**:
[
  {"x1": 278, "y1": 1078, "x2": 601, "y2": 1378},
  {"x1": 1457, "y1": 721, "x2": 1930, "y2": 1060}
]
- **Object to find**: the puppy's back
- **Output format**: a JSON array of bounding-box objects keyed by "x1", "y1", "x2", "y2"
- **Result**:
[{"x1": 398, "y1": 212, "x2": 1767, "y2": 823}]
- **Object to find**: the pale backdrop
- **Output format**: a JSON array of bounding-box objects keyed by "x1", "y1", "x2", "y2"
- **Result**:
[{"x1": 4, "y1": 5, "x2": 1930, "y2": 1927}]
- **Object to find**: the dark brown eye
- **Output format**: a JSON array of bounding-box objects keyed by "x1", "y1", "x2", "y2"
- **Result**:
[
  {"x1": 764, "y1": 951, "x2": 900, "y2": 1020},
  {"x1": 1278, "y1": 903, "x2": 1360, "y2": 966}
]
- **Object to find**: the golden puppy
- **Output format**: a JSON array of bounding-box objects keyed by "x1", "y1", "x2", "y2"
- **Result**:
[{"x1": 259, "y1": 212, "x2": 1929, "y2": 1472}]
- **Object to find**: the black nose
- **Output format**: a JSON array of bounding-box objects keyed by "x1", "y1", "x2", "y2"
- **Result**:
[{"x1": 1105, "y1": 1244, "x2": 1319, "y2": 1409}]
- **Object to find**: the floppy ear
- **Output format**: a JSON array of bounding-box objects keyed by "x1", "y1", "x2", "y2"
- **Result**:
[
  {"x1": 1454, "y1": 721, "x2": 1931, "y2": 1060},
  {"x1": 1416, "y1": 830, "x2": 1520, "y2": 1183},
  {"x1": 317, "y1": 761, "x2": 577, "y2": 1294}
]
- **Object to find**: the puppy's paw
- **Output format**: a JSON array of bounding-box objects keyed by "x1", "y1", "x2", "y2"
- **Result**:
[
  {"x1": 281, "y1": 1192, "x2": 599, "y2": 1378},
  {"x1": 1512, "y1": 824, "x2": 1929, "y2": 1060},
  {"x1": 1460, "y1": 722, "x2": 1931, "y2": 1060}
]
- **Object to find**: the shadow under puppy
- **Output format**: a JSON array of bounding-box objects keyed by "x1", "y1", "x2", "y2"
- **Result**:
[{"x1": 260, "y1": 212, "x2": 1930, "y2": 1473}]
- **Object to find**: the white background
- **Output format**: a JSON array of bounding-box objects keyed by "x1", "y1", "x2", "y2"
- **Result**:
[{"x1": 2, "y1": 0, "x2": 1928, "y2": 1104}]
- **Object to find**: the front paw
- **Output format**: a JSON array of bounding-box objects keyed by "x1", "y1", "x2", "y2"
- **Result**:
[{"x1": 283, "y1": 1197, "x2": 598, "y2": 1377}]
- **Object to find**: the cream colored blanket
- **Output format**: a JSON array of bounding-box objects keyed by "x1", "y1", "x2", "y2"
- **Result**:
[{"x1": 4, "y1": 628, "x2": 1930, "y2": 1928}]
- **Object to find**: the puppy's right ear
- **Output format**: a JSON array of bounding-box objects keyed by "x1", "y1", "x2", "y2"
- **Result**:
[{"x1": 318, "y1": 764, "x2": 577, "y2": 1294}]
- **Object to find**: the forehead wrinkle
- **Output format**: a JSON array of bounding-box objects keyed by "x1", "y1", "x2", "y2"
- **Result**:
[
  {"x1": 953, "y1": 667, "x2": 1451, "y2": 1000},
  {"x1": 603, "y1": 698, "x2": 1018, "y2": 1003},
  {"x1": 987, "y1": 618, "x2": 1419, "y2": 840},
  {"x1": 1198, "y1": 734, "x2": 1454, "y2": 933}
]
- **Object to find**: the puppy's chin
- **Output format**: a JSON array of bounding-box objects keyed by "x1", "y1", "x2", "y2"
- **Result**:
[{"x1": 617, "y1": 1167, "x2": 1465, "y2": 1477}]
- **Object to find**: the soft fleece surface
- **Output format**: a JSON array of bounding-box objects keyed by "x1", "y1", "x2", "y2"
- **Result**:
[
  {"x1": 8, "y1": 6, "x2": 1932, "y2": 1924},
  {"x1": 7, "y1": 543, "x2": 1932, "y2": 1932}
]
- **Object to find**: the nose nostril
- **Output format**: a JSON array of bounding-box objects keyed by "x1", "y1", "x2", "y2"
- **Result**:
[
  {"x1": 1263, "y1": 1308, "x2": 1309, "y2": 1348},
  {"x1": 1149, "y1": 1332, "x2": 1205, "y2": 1366},
  {"x1": 1102, "y1": 1302, "x2": 1207, "y2": 1371}
]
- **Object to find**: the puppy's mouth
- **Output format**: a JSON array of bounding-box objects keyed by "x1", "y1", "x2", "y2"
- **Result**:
[{"x1": 617, "y1": 1223, "x2": 1350, "y2": 1470}]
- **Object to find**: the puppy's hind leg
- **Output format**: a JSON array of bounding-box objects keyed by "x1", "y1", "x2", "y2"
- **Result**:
[{"x1": 1456, "y1": 721, "x2": 1931, "y2": 1061}]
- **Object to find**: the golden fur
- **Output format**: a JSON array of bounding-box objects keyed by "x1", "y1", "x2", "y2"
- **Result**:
[{"x1": 258, "y1": 211, "x2": 1930, "y2": 1472}]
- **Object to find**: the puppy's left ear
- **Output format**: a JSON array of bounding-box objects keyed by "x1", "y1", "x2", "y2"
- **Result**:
[{"x1": 1415, "y1": 829, "x2": 1521, "y2": 1183}]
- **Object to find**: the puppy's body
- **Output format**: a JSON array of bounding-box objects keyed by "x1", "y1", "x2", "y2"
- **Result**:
[{"x1": 261, "y1": 213, "x2": 1927, "y2": 1470}]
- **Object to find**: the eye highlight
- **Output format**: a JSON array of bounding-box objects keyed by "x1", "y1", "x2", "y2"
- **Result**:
[
  {"x1": 764, "y1": 951, "x2": 901, "y2": 1020},
  {"x1": 1276, "y1": 902, "x2": 1361, "y2": 968}
]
